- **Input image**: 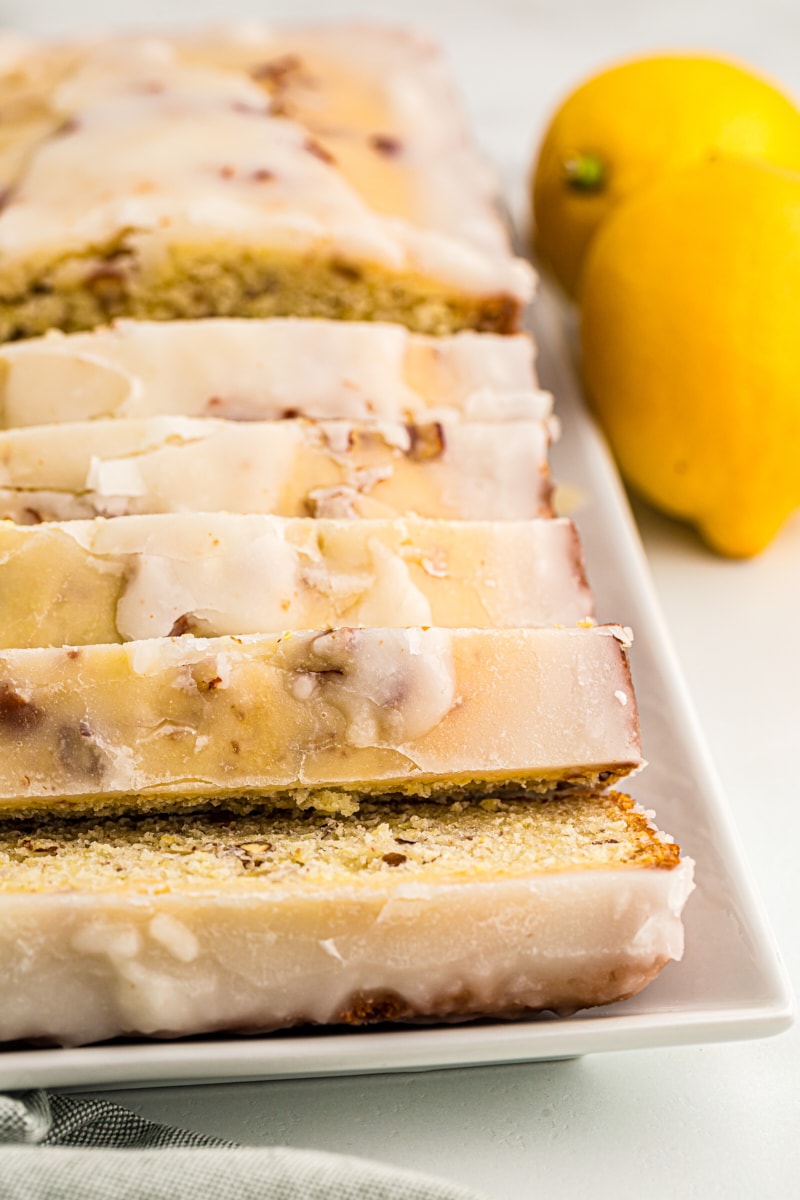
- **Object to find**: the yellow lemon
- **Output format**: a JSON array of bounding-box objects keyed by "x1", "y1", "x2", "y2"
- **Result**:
[
  {"x1": 580, "y1": 156, "x2": 800, "y2": 558},
  {"x1": 532, "y1": 54, "x2": 800, "y2": 297}
]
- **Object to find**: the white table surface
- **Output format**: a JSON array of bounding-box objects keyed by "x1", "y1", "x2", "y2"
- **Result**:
[{"x1": 4, "y1": 0, "x2": 800, "y2": 1195}]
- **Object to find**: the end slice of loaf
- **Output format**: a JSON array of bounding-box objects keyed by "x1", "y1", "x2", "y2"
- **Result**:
[{"x1": 0, "y1": 791, "x2": 693, "y2": 1046}]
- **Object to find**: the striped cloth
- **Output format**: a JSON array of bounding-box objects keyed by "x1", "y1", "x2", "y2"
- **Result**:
[{"x1": 0, "y1": 1091, "x2": 483, "y2": 1199}]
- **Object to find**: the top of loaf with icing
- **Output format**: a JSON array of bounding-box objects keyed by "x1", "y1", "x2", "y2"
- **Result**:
[{"x1": 0, "y1": 26, "x2": 534, "y2": 299}]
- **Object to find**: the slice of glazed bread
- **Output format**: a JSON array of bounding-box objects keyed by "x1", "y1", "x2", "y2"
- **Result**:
[
  {"x1": 0, "y1": 791, "x2": 693, "y2": 1046},
  {"x1": 0, "y1": 626, "x2": 642, "y2": 818},
  {"x1": 0, "y1": 514, "x2": 593, "y2": 648},
  {"x1": 0, "y1": 319, "x2": 545, "y2": 427},
  {"x1": 0, "y1": 413, "x2": 555, "y2": 524}
]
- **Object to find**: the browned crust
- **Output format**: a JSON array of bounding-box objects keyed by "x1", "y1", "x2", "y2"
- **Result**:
[
  {"x1": 334, "y1": 991, "x2": 417, "y2": 1025},
  {"x1": 317, "y1": 957, "x2": 675, "y2": 1027},
  {"x1": 599, "y1": 791, "x2": 681, "y2": 870},
  {"x1": 471, "y1": 292, "x2": 521, "y2": 333},
  {"x1": 0, "y1": 769, "x2": 643, "y2": 822}
]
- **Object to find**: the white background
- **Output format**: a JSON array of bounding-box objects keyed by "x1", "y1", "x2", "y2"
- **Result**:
[{"x1": 4, "y1": 2, "x2": 799, "y2": 1195}]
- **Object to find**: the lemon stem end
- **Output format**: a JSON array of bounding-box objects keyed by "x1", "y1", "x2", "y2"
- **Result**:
[{"x1": 564, "y1": 153, "x2": 606, "y2": 192}]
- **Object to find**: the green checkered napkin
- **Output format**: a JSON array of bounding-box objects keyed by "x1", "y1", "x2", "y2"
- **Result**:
[{"x1": 0, "y1": 1091, "x2": 483, "y2": 1199}]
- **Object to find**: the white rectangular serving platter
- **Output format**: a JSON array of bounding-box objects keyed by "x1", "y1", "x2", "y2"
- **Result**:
[{"x1": 0, "y1": 287, "x2": 793, "y2": 1090}]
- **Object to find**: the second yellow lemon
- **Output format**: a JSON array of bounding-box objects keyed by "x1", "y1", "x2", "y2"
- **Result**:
[
  {"x1": 533, "y1": 54, "x2": 800, "y2": 296},
  {"x1": 580, "y1": 156, "x2": 800, "y2": 558}
]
